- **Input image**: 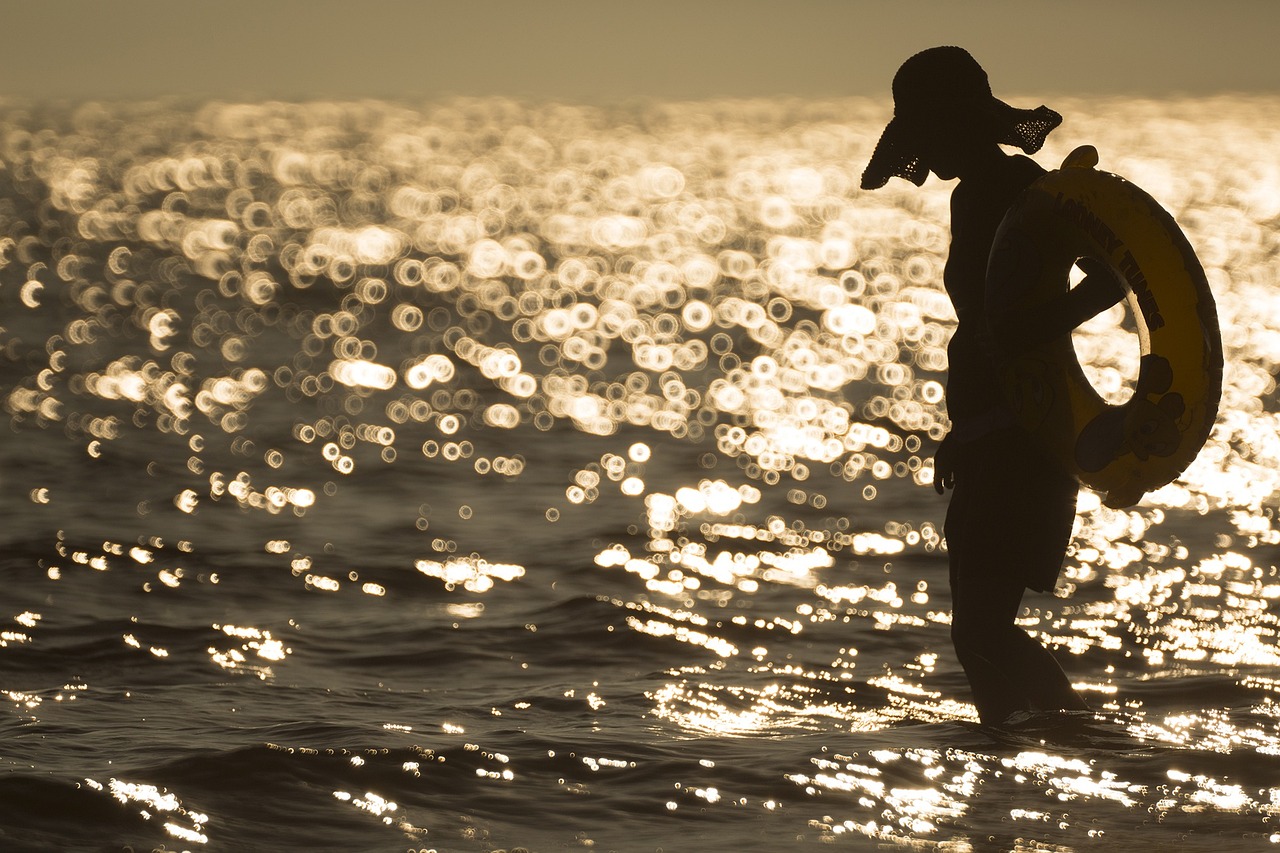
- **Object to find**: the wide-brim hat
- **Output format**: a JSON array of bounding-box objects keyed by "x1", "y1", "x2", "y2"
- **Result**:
[{"x1": 861, "y1": 46, "x2": 1062, "y2": 190}]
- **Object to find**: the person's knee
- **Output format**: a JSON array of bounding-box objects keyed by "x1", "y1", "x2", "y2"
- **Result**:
[
  {"x1": 950, "y1": 612, "x2": 1004, "y2": 659},
  {"x1": 949, "y1": 616, "x2": 976, "y2": 654}
]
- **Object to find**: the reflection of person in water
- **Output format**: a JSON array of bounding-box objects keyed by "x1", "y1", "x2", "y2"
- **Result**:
[{"x1": 861, "y1": 47, "x2": 1126, "y2": 726}]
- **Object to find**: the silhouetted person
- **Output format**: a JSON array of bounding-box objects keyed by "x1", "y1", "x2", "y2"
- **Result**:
[{"x1": 862, "y1": 47, "x2": 1125, "y2": 726}]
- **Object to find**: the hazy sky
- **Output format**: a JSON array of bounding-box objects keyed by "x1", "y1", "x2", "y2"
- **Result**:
[{"x1": 1, "y1": 1, "x2": 1275, "y2": 103}]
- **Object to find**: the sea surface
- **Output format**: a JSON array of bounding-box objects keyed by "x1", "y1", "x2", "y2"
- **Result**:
[{"x1": 2, "y1": 95, "x2": 1280, "y2": 852}]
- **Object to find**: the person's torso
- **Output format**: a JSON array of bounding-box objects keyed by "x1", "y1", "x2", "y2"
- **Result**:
[{"x1": 942, "y1": 155, "x2": 1046, "y2": 429}]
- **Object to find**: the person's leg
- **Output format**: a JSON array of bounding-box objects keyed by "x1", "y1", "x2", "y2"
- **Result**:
[
  {"x1": 945, "y1": 434, "x2": 1087, "y2": 725},
  {"x1": 949, "y1": 549, "x2": 1086, "y2": 724},
  {"x1": 949, "y1": 542, "x2": 1028, "y2": 723},
  {"x1": 946, "y1": 477, "x2": 1026, "y2": 723}
]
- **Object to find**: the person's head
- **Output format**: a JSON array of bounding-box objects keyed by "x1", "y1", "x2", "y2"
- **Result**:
[{"x1": 861, "y1": 46, "x2": 1061, "y2": 189}]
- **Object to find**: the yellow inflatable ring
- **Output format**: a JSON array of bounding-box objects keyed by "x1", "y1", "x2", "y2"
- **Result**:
[{"x1": 986, "y1": 146, "x2": 1222, "y2": 509}]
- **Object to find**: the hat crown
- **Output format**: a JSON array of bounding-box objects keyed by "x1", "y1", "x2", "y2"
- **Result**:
[{"x1": 892, "y1": 46, "x2": 992, "y2": 117}]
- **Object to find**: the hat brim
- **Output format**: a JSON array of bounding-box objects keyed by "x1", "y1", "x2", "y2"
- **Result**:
[
  {"x1": 860, "y1": 99, "x2": 1062, "y2": 190},
  {"x1": 860, "y1": 115, "x2": 929, "y2": 190}
]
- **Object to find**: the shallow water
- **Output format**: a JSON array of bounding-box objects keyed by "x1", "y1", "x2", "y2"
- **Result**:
[{"x1": 2, "y1": 95, "x2": 1280, "y2": 852}]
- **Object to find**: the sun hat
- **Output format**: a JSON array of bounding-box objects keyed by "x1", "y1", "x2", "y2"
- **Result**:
[{"x1": 860, "y1": 46, "x2": 1062, "y2": 190}]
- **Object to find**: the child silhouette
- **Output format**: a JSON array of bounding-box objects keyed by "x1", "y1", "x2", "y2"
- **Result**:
[{"x1": 862, "y1": 46, "x2": 1125, "y2": 725}]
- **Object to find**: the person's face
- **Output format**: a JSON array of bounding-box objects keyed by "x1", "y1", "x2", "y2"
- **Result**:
[{"x1": 909, "y1": 110, "x2": 996, "y2": 180}]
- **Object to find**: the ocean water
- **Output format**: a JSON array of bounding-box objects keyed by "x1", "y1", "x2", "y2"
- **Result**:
[{"x1": 2, "y1": 95, "x2": 1280, "y2": 852}]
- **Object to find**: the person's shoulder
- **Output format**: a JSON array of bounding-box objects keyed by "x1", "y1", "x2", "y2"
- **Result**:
[
  {"x1": 1010, "y1": 153, "x2": 1048, "y2": 171},
  {"x1": 1007, "y1": 154, "x2": 1048, "y2": 186},
  {"x1": 951, "y1": 155, "x2": 1050, "y2": 221}
]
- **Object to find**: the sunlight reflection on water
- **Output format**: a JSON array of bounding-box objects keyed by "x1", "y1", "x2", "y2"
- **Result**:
[{"x1": 2, "y1": 94, "x2": 1280, "y2": 850}]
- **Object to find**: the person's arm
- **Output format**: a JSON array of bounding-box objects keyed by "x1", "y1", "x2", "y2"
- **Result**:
[{"x1": 994, "y1": 257, "x2": 1127, "y2": 355}]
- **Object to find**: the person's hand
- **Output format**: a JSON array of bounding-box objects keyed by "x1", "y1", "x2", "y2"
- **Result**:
[
  {"x1": 933, "y1": 432, "x2": 958, "y2": 495},
  {"x1": 974, "y1": 321, "x2": 1001, "y2": 362},
  {"x1": 1074, "y1": 257, "x2": 1127, "y2": 311},
  {"x1": 1074, "y1": 256, "x2": 1112, "y2": 280}
]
